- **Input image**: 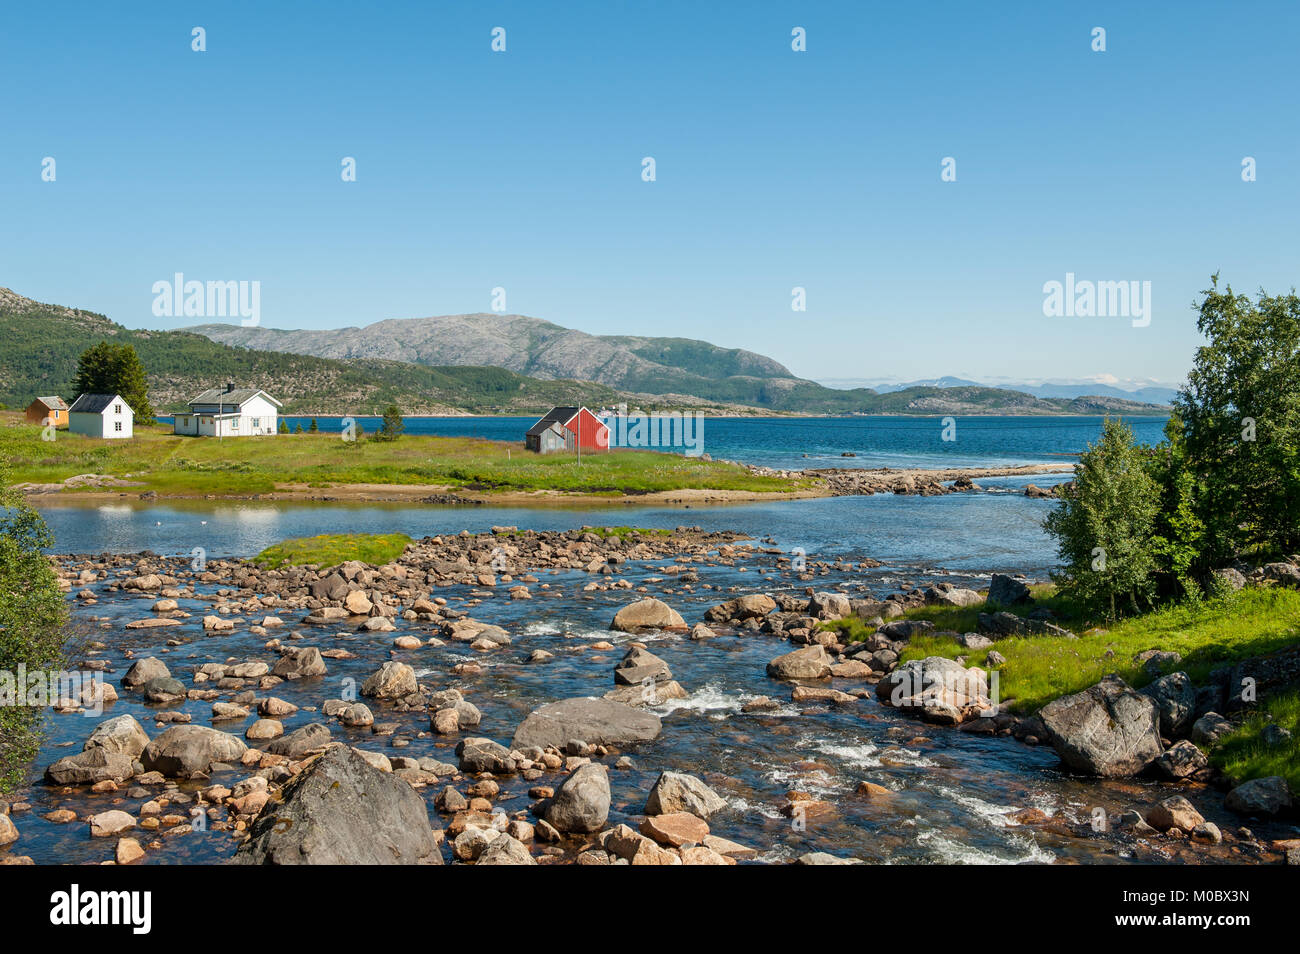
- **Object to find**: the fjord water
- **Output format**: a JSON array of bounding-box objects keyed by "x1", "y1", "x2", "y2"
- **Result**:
[{"x1": 25, "y1": 413, "x2": 1224, "y2": 866}]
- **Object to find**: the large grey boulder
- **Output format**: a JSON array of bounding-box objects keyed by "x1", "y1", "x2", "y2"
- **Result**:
[
  {"x1": 360, "y1": 661, "x2": 417, "y2": 699},
  {"x1": 45, "y1": 747, "x2": 135, "y2": 785},
  {"x1": 614, "y1": 646, "x2": 672, "y2": 686},
  {"x1": 986, "y1": 574, "x2": 1031, "y2": 607},
  {"x1": 1224, "y1": 776, "x2": 1293, "y2": 817},
  {"x1": 875, "y1": 656, "x2": 990, "y2": 724},
  {"x1": 141, "y1": 725, "x2": 248, "y2": 777},
  {"x1": 476, "y1": 833, "x2": 536, "y2": 865},
  {"x1": 122, "y1": 657, "x2": 170, "y2": 688},
  {"x1": 645, "y1": 771, "x2": 727, "y2": 819},
  {"x1": 544, "y1": 762, "x2": 610, "y2": 833},
  {"x1": 272, "y1": 647, "x2": 327, "y2": 680},
  {"x1": 1140, "y1": 671, "x2": 1197, "y2": 737},
  {"x1": 266, "y1": 723, "x2": 332, "y2": 760},
  {"x1": 235, "y1": 745, "x2": 441, "y2": 864},
  {"x1": 455, "y1": 737, "x2": 518, "y2": 774},
  {"x1": 610, "y1": 598, "x2": 687, "y2": 633},
  {"x1": 808, "y1": 591, "x2": 852, "y2": 620},
  {"x1": 511, "y1": 697, "x2": 661, "y2": 751},
  {"x1": 1039, "y1": 676, "x2": 1163, "y2": 777},
  {"x1": 83, "y1": 714, "x2": 150, "y2": 759}
]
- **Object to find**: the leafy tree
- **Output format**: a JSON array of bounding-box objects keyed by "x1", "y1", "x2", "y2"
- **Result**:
[
  {"x1": 308, "y1": 418, "x2": 319, "y2": 433},
  {"x1": 1043, "y1": 418, "x2": 1162, "y2": 618},
  {"x1": 293, "y1": 421, "x2": 304, "y2": 434},
  {"x1": 1174, "y1": 276, "x2": 1300, "y2": 562},
  {"x1": 1147, "y1": 411, "x2": 1207, "y2": 597},
  {"x1": 376, "y1": 404, "x2": 405, "y2": 442},
  {"x1": 0, "y1": 458, "x2": 69, "y2": 794},
  {"x1": 278, "y1": 419, "x2": 289, "y2": 434},
  {"x1": 73, "y1": 341, "x2": 155, "y2": 423}
]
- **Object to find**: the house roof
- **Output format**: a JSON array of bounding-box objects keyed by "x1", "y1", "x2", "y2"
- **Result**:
[
  {"x1": 31, "y1": 396, "x2": 68, "y2": 410},
  {"x1": 526, "y1": 406, "x2": 581, "y2": 437},
  {"x1": 68, "y1": 393, "x2": 129, "y2": 414},
  {"x1": 188, "y1": 387, "x2": 283, "y2": 408}
]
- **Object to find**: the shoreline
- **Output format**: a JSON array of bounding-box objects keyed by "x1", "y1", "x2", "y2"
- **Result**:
[{"x1": 22, "y1": 463, "x2": 1076, "y2": 508}]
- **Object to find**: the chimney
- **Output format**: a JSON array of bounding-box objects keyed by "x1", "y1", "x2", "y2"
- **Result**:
[{"x1": 226, "y1": 382, "x2": 235, "y2": 393}]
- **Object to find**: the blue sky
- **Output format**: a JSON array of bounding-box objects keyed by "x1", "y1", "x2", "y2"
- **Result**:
[{"x1": 3, "y1": 0, "x2": 1297, "y2": 386}]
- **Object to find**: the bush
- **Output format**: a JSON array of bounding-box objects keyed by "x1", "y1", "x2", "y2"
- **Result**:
[{"x1": 1043, "y1": 418, "x2": 1161, "y2": 618}]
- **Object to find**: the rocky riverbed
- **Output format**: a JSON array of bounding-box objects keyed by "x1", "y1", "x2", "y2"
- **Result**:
[{"x1": 2, "y1": 528, "x2": 1296, "y2": 866}]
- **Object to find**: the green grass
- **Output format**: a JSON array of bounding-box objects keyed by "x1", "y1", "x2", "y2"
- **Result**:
[
  {"x1": 1209, "y1": 687, "x2": 1300, "y2": 792},
  {"x1": 0, "y1": 415, "x2": 812, "y2": 498},
  {"x1": 825, "y1": 586, "x2": 1300, "y2": 714},
  {"x1": 254, "y1": 533, "x2": 414, "y2": 569}
]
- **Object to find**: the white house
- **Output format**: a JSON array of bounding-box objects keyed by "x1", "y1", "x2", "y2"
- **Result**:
[
  {"x1": 173, "y1": 384, "x2": 282, "y2": 437},
  {"x1": 68, "y1": 393, "x2": 134, "y2": 439}
]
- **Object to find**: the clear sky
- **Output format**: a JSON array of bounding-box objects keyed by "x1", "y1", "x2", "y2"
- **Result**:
[{"x1": 3, "y1": 0, "x2": 1297, "y2": 386}]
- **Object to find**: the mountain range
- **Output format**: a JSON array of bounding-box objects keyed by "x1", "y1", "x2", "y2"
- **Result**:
[
  {"x1": 820, "y1": 375, "x2": 1181, "y2": 406},
  {"x1": 0, "y1": 287, "x2": 1171, "y2": 417}
]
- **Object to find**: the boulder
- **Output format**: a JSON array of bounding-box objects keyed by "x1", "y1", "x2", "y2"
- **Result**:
[
  {"x1": 986, "y1": 574, "x2": 1031, "y2": 607},
  {"x1": 1154, "y1": 740, "x2": 1209, "y2": 780},
  {"x1": 1140, "y1": 671, "x2": 1197, "y2": 737},
  {"x1": 235, "y1": 746, "x2": 441, "y2": 864},
  {"x1": 455, "y1": 737, "x2": 517, "y2": 774},
  {"x1": 511, "y1": 697, "x2": 661, "y2": 751},
  {"x1": 613, "y1": 646, "x2": 672, "y2": 685},
  {"x1": 1190, "y1": 711, "x2": 1233, "y2": 747},
  {"x1": 1145, "y1": 795, "x2": 1205, "y2": 833},
  {"x1": 875, "y1": 656, "x2": 990, "y2": 724},
  {"x1": 83, "y1": 715, "x2": 149, "y2": 759},
  {"x1": 766, "y1": 645, "x2": 832, "y2": 681},
  {"x1": 360, "y1": 661, "x2": 417, "y2": 700},
  {"x1": 121, "y1": 657, "x2": 170, "y2": 688},
  {"x1": 271, "y1": 647, "x2": 327, "y2": 680},
  {"x1": 808, "y1": 591, "x2": 852, "y2": 620},
  {"x1": 44, "y1": 747, "x2": 135, "y2": 786},
  {"x1": 1038, "y1": 676, "x2": 1162, "y2": 777},
  {"x1": 141, "y1": 725, "x2": 248, "y2": 777},
  {"x1": 610, "y1": 598, "x2": 687, "y2": 633},
  {"x1": 645, "y1": 771, "x2": 727, "y2": 819},
  {"x1": 266, "y1": 723, "x2": 332, "y2": 760},
  {"x1": 1224, "y1": 777, "x2": 1293, "y2": 817},
  {"x1": 544, "y1": 762, "x2": 610, "y2": 833},
  {"x1": 476, "y1": 833, "x2": 535, "y2": 865}
]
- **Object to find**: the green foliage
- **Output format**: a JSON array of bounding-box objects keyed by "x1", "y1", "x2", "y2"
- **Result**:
[
  {"x1": 278, "y1": 419, "x2": 289, "y2": 434},
  {"x1": 308, "y1": 418, "x2": 319, "y2": 433},
  {"x1": 255, "y1": 532, "x2": 413, "y2": 568},
  {"x1": 73, "y1": 340, "x2": 155, "y2": 423},
  {"x1": 1043, "y1": 418, "x2": 1161, "y2": 617},
  {"x1": 0, "y1": 458, "x2": 70, "y2": 794},
  {"x1": 293, "y1": 421, "x2": 304, "y2": 434},
  {"x1": 1174, "y1": 275, "x2": 1300, "y2": 562},
  {"x1": 375, "y1": 403, "x2": 405, "y2": 442},
  {"x1": 1209, "y1": 687, "x2": 1300, "y2": 793},
  {"x1": 1147, "y1": 411, "x2": 1207, "y2": 596}
]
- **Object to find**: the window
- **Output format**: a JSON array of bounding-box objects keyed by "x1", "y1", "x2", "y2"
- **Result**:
[
  {"x1": 231, "y1": 418, "x2": 239, "y2": 429},
  {"x1": 114, "y1": 421, "x2": 122, "y2": 432},
  {"x1": 251, "y1": 418, "x2": 260, "y2": 428},
  {"x1": 114, "y1": 404, "x2": 122, "y2": 414}
]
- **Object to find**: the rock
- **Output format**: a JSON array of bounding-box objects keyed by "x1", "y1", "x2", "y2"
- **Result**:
[
  {"x1": 266, "y1": 723, "x2": 332, "y2": 759},
  {"x1": 544, "y1": 762, "x2": 610, "y2": 833},
  {"x1": 689, "y1": 623, "x2": 716, "y2": 641},
  {"x1": 475, "y1": 833, "x2": 536, "y2": 865},
  {"x1": 235, "y1": 746, "x2": 441, "y2": 864},
  {"x1": 1140, "y1": 671, "x2": 1197, "y2": 737},
  {"x1": 978, "y1": 611, "x2": 1027, "y2": 637},
  {"x1": 640, "y1": 811, "x2": 709, "y2": 847},
  {"x1": 1212, "y1": 567, "x2": 1247, "y2": 590},
  {"x1": 141, "y1": 725, "x2": 248, "y2": 777},
  {"x1": 766, "y1": 645, "x2": 832, "y2": 680},
  {"x1": 610, "y1": 598, "x2": 687, "y2": 633},
  {"x1": 1190, "y1": 711, "x2": 1233, "y2": 747},
  {"x1": 361, "y1": 661, "x2": 417, "y2": 700},
  {"x1": 958, "y1": 633, "x2": 994, "y2": 650},
  {"x1": 0, "y1": 814, "x2": 16, "y2": 848},
  {"x1": 1224, "y1": 777, "x2": 1293, "y2": 817},
  {"x1": 876, "y1": 656, "x2": 990, "y2": 724},
  {"x1": 1038, "y1": 675, "x2": 1163, "y2": 777},
  {"x1": 705, "y1": 594, "x2": 777, "y2": 621},
  {"x1": 143, "y1": 677, "x2": 187, "y2": 703},
  {"x1": 795, "y1": 851, "x2": 859, "y2": 865},
  {"x1": 89, "y1": 810, "x2": 136, "y2": 837},
  {"x1": 115, "y1": 837, "x2": 144, "y2": 864},
  {"x1": 511, "y1": 697, "x2": 661, "y2": 751},
  {"x1": 613, "y1": 646, "x2": 672, "y2": 685},
  {"x1": 83, "y1": 715, "x2": 150, "y2": 759},
  {"x1": 44, "y1": 748, "x2": 135, "y2": 786},
  {"x1": 455, "y1": 737, "x2": 517, "y2": 774},
  {"x1": 808, "y1": 591, "x2": 852, "y2": 620},
  {"x1": 987, "y1": 574, "x2": 1031, "y2": 607},
  {"x1": 1263, "y1": 562, "x2": 1300, "y2": 586},
  {"x1": 927, "y1": 587, "x2": 983, "y2": 608},
  {"x1": 122, "y1": 657, "x2": 170, "y2": 688},
  {"x1": 603, "y1": 680, "x2": 689, "y2": 707},
  {"x1": 271, "y1": 647, "x2": 327, "y2": 680},
  {"x1": 246, "y1": 719, "x2": 284, "y2": 741},
  {"x1": 1145, "y1": 795, "x2": 1205, "y2": 833},
  {"x1": 344, "y1": 589, "x2": 373, "y2": 615},
  {"x1": 645, "y1": 771, "x2": 727, "y2": 819},
  {"x1": 1154, "y1": 740, "x2": 1209, "y2": 779}
]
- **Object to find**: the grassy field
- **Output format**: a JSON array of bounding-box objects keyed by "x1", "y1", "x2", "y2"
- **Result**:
[
  {"x1": 254, "y1": 532, "x2": 414, "y2": 568},
  {"x1": 0, "y1": 415, "x2": 811, "y2": 497},
  {"x1": 1210, "y1": 688, "x2": 1300, "y2": 792}
]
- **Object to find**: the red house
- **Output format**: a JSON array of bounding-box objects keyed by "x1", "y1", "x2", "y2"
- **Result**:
[{"x1": 524, "y1": 406, "x2": 609, "y2": 453}]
